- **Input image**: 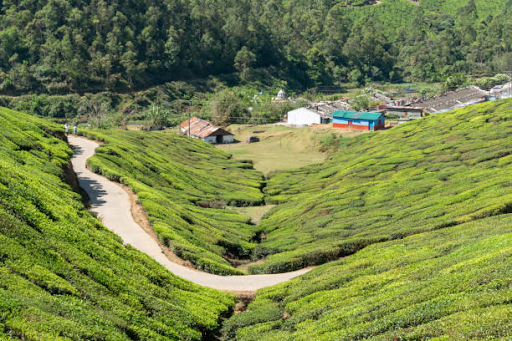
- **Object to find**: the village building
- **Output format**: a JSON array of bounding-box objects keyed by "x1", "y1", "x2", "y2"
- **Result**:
[
  {"x1": 286, "y1": 100, "x2": 351, "y2": 126},
  {"x1": 332, "y1": 111, "x2": 385, "y2": 131},
  {"x1": 385, "y1": 106, "x2": 424, "y2": 120},
  {"x1": 490, "y1": 82, "x2": 512, "y2": 100},
  {"x1": 180, "y1": 117, "x2": 234, "y2": 144},
  {"x1": 287, "y1": 107, "x2": 332, "y2": 126},
  {"x1": 415, "y1": 86, "x2": 488, "y2": 113}
]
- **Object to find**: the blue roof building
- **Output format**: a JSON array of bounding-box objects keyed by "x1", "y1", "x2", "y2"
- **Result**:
[{"x1": 332, "y1": 111, "x2": 385, "y2": 131}]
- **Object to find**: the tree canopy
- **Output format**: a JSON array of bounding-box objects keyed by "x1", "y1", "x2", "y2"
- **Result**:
[{"x1": 0, "y1": 0, "x2": 511, "y2": 94}]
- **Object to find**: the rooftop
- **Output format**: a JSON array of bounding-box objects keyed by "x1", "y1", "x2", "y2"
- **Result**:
[
  {"x1": 332, "y1": 111, "x2": 383, "y2": 120},
  {"x1": 415, "y1": 86, "x2": 488, "y2": 113},
  {"x1": 180, "y1": 117, "x2": 233, "y2": 138}
]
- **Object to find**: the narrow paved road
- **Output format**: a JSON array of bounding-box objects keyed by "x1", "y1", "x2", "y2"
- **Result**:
[{"x1": 69, "y1": 136, "x2": 311, "y2": 291}]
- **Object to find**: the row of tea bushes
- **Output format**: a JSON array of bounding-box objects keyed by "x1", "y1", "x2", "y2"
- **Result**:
[
  {"x1": 224, "y1": 213, "x2": 512, "y2": 339},
  {"x1": 78, "y1": 129, "x2": 265, "y2": 274},
  {"x1": 251, "y1": 99, "x2": 512, "y2": 273},
  {"x1": 0, "y1": 107, "x2": 234, "y2": 340}
]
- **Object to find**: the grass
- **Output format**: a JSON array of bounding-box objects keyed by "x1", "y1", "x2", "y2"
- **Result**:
[
  {"x1": 0, "y1": 107, "x2": 235, "y2": 340},
  {"x1": 78, "y1": 129, "x2": 266, "y2": 275},
  {"x1": 248, "y1": 98, "x2": 512, "y2": 273},
  {"x1": 217, "y1": 124, "x2": 365, "y2": 175},
  {"x1": 223, "y1": 213, "x2": 512, "y2": 340},
  {"x1": 230, "y1": 205, "x2": 276, "y2": 225}
]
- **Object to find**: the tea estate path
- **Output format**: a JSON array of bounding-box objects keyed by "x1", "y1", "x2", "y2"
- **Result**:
[{"x1": 69, "y1": 136, "x2": 312, "y2": 292}]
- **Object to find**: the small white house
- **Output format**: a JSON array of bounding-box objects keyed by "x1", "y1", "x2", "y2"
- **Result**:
[{"x1": 287, "y1": 107, "x2": 332, "y2": 126}]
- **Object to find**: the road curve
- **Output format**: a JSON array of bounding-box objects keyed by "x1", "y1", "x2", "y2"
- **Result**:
[{"x1": 68, "y1": 136, "x2": 311, "y2": 291}]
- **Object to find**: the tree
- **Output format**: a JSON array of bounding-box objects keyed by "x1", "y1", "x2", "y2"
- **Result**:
[
  {"x1": 234, "y1": 46, "x2": 256, "y2": 73},
  {"x1": 79, "y1": 96, "x2": 112, "y2": 128},
  {"x1": 350, "y1": 94, "x2": 370, "y2": 111},
  {"x1": 144, "y1": 104, "x2": 173, "y2": 130},
  {"x1": 205, "y1": 89, "x2": 247, "y2": 126}
]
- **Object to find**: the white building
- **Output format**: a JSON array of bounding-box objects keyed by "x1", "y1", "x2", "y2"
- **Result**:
[{"x1": 287, "y1": 108, "x2": 330, "y2": 126}]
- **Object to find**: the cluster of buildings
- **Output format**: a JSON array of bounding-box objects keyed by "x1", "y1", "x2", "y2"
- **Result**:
[
  {"x1": 179, "y1": 82, "x2": 511, "y2": 143},
  {"x1": 286, "y1": 101, "x2": 351, "y2": 126}
]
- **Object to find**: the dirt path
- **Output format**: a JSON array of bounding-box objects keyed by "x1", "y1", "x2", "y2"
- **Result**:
[{"x1": 68, "y1": 136, "x2": 311, "y2": 292}]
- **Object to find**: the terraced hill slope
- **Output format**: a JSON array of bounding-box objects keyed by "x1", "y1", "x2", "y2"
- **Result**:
[
  {"x1": 0, "y1": 108, "x2": 234, "y2": 340},
  {"x1": 250, "y1": 99, "x2": 512, "y2": 273},
  {"x1": 224, "y1": 214, "x2": 512, "y2": 340},
  {"x1": 223, "y1": 98, "x2": 512, "y2": 340},
  {"x1": 78, "y1": 129, "x2": 265, "y2": 275}
]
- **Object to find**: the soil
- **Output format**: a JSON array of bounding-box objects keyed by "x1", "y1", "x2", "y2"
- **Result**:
[{"x1": 120, "y1": 183, "x2": 197, "y2": 269}]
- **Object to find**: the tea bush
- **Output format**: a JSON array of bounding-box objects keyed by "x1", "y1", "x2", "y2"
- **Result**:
[
  {"x1": 225, "y1": 214, "x2": 512, "y2": 339},
  {"x1": 249, "y1": 99, "x2": 512, "y2": 274},
  {"x1": 0, "y1": 107, "x2": 234, "y2": 340},
  {"x1": 78, "y1": 129, "x2": 265, "y2": 274}
]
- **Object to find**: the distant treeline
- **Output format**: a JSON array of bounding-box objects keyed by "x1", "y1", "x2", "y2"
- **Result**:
[{"x1": 0, "y1": 0, "x2": 511, "y2": 94}]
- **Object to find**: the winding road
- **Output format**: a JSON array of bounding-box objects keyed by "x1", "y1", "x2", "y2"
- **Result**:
[{"x1": 69, "y1": 136, "x2": 311, "y2": 292}]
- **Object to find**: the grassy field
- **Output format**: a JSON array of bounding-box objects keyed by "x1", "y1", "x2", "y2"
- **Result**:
[
  {"x1": 78, "y1": 129, "x2": 266, "y2": 275},
  {"x1": 0, "y1": 107, "x2": 235, "y2": 340},
  {"x1": 248, "y1": 98, "x2": 512, "y2": 274},
  {"x1": 217, "y1": 124, "x2": 365, "y2": 175},
  {"x1": 223, "y1": 213, "x2": 512, "y2": 340}
]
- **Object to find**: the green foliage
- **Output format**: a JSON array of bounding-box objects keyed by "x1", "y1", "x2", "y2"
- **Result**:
[
  {"x1": 203, "y1": 89, "x2": 249, "y2": 126},
  {"x1": 144, "y1": 104, "x2": 174, "y2": 130},
  {"x1": 475, "y1": 73, "x2": 511, "y2": 89},
  {"x1": 0, "y1": 0, "x2": 511, "y2": 94},
  {"x1": 78, "y1": 129, "x2": 265, "y2": 274},
  {"x1": 0, "y1": 107, "x2": 235, "y2": 340},
  {"x1": 443, "y1": 73, "x2": 468, "y2": 90},
  {"x1": 226, "y1": 214, "x2": 512, "y2": 340},
  {"x1": 350, "y1": 94, "x2": 371, "y2": 111},
  {"x1": 234, "y1": 47, "x2": 257, "y2": 74},
  {"x1": 251, "y1": 98, "x2": 512, "y2": 274}
]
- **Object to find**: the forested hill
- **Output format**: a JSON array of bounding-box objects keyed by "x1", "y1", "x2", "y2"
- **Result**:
[{"x1": 1, "y1": 0, "x2": 511, "y2": 94}]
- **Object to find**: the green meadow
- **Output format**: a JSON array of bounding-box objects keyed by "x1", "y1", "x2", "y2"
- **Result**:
[
  {"x1": 218, "y1": 124, "x2": 364, "y2": 175},
  {"x1": 0, "y1": 107, "x2": 234, "y2": 340},
  {"x1": 250, "y1": 99, "x2": 512, "y2": 273},
  {"x1": 78, "y1": 129, "x2": 265, "y2": 275}
]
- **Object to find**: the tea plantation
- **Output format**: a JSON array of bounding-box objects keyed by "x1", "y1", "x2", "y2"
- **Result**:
[
  {"x1": 78, "y1": 129, "x2": 265, "y2": 275},
  {"x1": 0, "y1": 107, "x2": 235, "y2": 340},
  {"x1": 251, "y1": 99, "x2": 512, "y2": 273},
  {"x1": 224, "y1": 213, "x2": 512, "y2": 340}
]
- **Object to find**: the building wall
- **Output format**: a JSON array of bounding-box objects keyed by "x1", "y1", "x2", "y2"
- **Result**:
[
  {"x1": 202, "y1": 136, "x2": 217, "y2": 144},
  {"x1": 386, "y1": 109, "x2": 422, "y2": 119},
  {"x1": 287, "y1": 108, "x2": 321, "y2": 126},
  {"x1": 222, "y1": 135, "x2": 235, "y2": 144},
  {"x1": 201, "y1": 135, "x2": 235, "y2": 144},
  {"x1": 333, "y1": 116, "x2": 385, "y2": 131}
]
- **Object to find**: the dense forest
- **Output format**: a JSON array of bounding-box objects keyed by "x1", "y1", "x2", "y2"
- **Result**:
[{"x1": 1, "y1": 0, "x2": 511, "y2": 95}]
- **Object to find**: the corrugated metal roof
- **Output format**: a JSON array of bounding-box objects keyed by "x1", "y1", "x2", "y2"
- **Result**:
[
  {"x1": 332, "y1": 111, "x2": 383, "y2": 120},
  {"x1": 386, "y1": 106, "x2": 424, "y2": 111},
  {"x1": 180, "y1": 117, "x2": 233, "y2": 138}
]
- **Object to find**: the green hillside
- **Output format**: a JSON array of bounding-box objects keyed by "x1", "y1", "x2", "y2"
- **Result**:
[
  {"x1": 223, "y1": 98, "x2": 512, "y2": 339},
  {"x1": 1, "y1": 0, "x2": 510, "y2": 96},
  {"x1": 78, "y1": 129, "x2": 265, "y2": 275},
  {"x1": 421, "y1": 0, "x2": 508, "y2": 18},
  {"x1": 0, "y1": 108, "x2": 234, "y2": 340},
  {"x1": 249, "y1": 99, "x2": 512, "y2": 273},
  {"x1": 224, "y1": 213, "x2": 512, "y2": 340}
]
